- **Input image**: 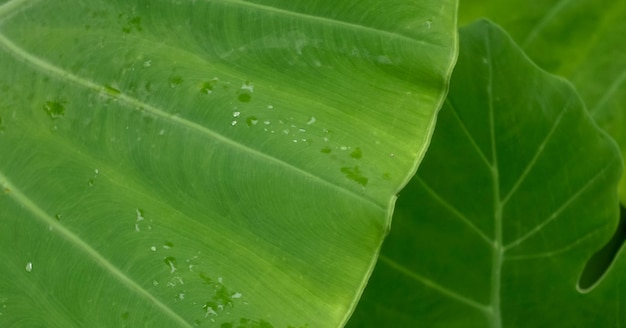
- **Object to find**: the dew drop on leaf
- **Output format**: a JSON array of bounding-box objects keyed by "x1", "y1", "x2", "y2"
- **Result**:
[
  {"x1": 43, "y1": 100, "x2": 65, "y2": 119},
  {"x1": 340, "y1": 166, "x2": 368, "y2": 186},
  {"x1": 350, "y1": 147, "x2": 362, "y2": 159},
  {"x1": 168, "y1": 76, "x2": 183, "y2": 88},
  {"x1": 164, "y1": 257, "x2": 177, "y2": 273},
  {"x1": 246, "y1": 116, "x2": 258, "y2": 127},
  {"x1": 238, "y1": 93, "x2": 251, "y2": 103}
]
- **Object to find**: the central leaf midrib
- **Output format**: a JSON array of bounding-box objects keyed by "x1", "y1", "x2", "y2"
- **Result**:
[{"x1": 485, "y1": 33, "x2": 504, "y2": 328}]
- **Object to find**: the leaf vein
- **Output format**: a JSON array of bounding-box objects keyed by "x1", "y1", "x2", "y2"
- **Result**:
[
  {"x1": 379, "y1": 255, "x2": 489, "y2": 312},
  {"x1": 504, "y1": 159, "x2": 619, "y2": 251},
  {"x1": 445, "y1": 98, "x2": 493, "y2": 169},
  {"x1": 501, "y1": 97, "x2": 572, "y2": 205},
  {"x1": 522, "y1": 0, "x2": 574, "y2": 47},
  {"x1": 218, "y1": 0, "x2": 443, "y2": 48},
  {"x1": 416, "y1": 176, "x2": 492, "y2": 245},
  {"x1": 0, "y1": 172, "x2": 193, "y2": 328},
  {"x1": 0, "y1": 32, "x2": 383, "y2": 210}
]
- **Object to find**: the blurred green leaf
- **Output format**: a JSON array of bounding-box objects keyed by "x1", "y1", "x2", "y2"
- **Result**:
[
  {"x1": 348, "y1": 20, "x2": 622, "y2": 327},
  {"x1": 0, "y1": 0, "x2": 457, "y2": 326}
]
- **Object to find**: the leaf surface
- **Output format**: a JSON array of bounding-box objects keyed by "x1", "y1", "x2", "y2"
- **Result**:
[
  {"x1": 347, "y1": 20, "x2": 623, "y2": 327},
  {"x1": 0, "y1": 0, "x2": 457, "y2": 326},
  {"x1": 459, "y1": 0, "x2": 626, "y2": 204}
]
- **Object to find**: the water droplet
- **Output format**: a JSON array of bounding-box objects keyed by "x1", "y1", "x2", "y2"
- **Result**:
[
  {"x1": 341, "y1": 166, "x2": 368, "y2": 186},
  {"x1": 121, "y1": 15, "x2": 142, "y2": 34},
  {"x1": 238, "y1": 93, "x2": 251, "y2": 103},
  {"x1": 88, "y1": 179, "x2": 94, "y2": 187},
  {"x1": 231, "y1": 120, "x2": 238, "y2": 126},
  {"x1": 104, "y1": 84, "x2": 121, "y2": 95},
  {"x1": 152, "y1": 280, "x2": 159, "y2": 286},
  {"x1": 306, "y1": 116, "x2": 316, "y2": 125},
  {"x1": 143, "y1": 60, "x2": 151, "y2": 68},
  {"x1": 150, "y1": 246, "x2": 157, "y2": 252},
  {"x1": 240, "y1": 82, "x2": 254, "y2": 92},
  {"x1": 232, "y1": 292, "x2": 242, "y2": 299},
  {"x1": 376, "y1": 55, "x2": 392, "y2": 65},
  {"x1": 55, "y1": 213, "x2": 62, "y2": 221},
  {"x1": 245, "y1": 116, "x2": 258, "y2": 127},
  {"x1": 340, "y1": 146, "x2": 348, "y2": 151},
  {"x1": 25, "y1": 262, "x2": 32, "y2": 272},
  {"x1": 43, "y1": 100, "x2": 65, "y2": 119},
  {"x1": 298, "y1": 128, "x2": 306, "y2": 133},
  {"x1": 164, "y1": 257, "x2": 177, "y2": 273},
  {"x1": 350, "y1": 147, "x2": 362, "y2": 159},
  {"x1": 292, "y1": 139, "x2": 298, "y2": 143},
  {"x1": 320, "y1": 147, "x2": 331, "y2": 154},
  {"x1": 169, "y1": 76, "x2": 183, "y2": 88},
  {"x1": 390, "y1": 153, "x2": 395, "y2": 157},
  {"x1": 232, "y1": 111, "x2": 240, "y2": 118},
  {"x1": 163, "y1": 241, "x2": 174, "y2": 249},
  {"x1": 267, "y1": 105, "x2": 274, "y2": 109},
  {"x1": 136, "y1": 209, "x2": 145, "y2": 221},
  {"x1": 204, "y1": 305, "x2": 218, "y2": 317},
  {"x1": 94, "y1": 169, "x2": 99, "y2": 174},
  {"x1": 263, "y1": 120, "x2": 270, "y2": 125},
  {"x1": 200, "y1": 80, "x2": 215, "y2": 94}
]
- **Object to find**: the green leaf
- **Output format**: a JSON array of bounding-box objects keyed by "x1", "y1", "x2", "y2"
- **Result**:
[
  {"x1": 459, "y1": 0, "x2": 626, "y2": 204},
  {"x1": 347, "y1": 20, "x2": 623, "y2": 327},
  {"x1": 0, "y1": 0, "x2": 457, "y2": 326}
]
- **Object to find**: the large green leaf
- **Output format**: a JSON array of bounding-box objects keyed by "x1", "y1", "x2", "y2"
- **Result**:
[
  {"x1": 459, "y1": 0, "x2": 626, "y2": 204},
  {"x1": 0, "y1": 0, "x2": 457, "y2": 326},
  {"x1": 347, "y1": 20, "x2": 623, "y2": 327}
]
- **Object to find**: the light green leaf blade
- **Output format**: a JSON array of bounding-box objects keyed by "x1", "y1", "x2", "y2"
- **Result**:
[
  {"x1": 459, "y1": 0, "x2": 626, "y2": 204},
  {"x1": 347, "y1": 20, "x2": 623, "y2": 327},
  {"x1": 0, "y1": 0, "x2": 458, "y2": 326}
]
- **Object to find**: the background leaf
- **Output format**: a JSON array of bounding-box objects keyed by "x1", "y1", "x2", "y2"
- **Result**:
[
  {"x1": 0, "y1": 0, "x2": 457, "y2": 326},
  {"x1": 347, "y1": 20, "x2": 623, "y2": 327},
  {"x1": 459, "y1": 0, "x2": 626, "y2": 204}
]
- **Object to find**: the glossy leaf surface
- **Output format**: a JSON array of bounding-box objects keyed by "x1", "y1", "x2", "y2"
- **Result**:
[
  {"x1": 459, "y1": 0, "x2": 626, "y2": 204},
  {"x1": 0, "y1": 0, "x2": 457, "y2": 326},
  {"x1": 348, "y1": 20, "x2": 623, "y2": 327}
]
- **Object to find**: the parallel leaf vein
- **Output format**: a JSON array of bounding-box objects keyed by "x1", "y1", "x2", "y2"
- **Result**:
[
  {"x1": 218, "y1": 0, "x2": 442, "y2": 48},
  {"x1": 0, "y1": 32, "x2": 382, "y2": 210},
  {"x1": 0, "y1": 171, "x2": 193, "y2": 328}
]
